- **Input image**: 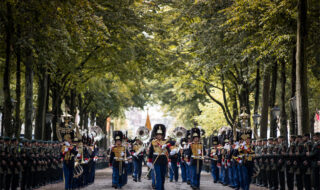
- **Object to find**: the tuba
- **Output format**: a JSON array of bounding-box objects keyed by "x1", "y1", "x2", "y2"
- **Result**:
[
  {"x1": 173, "y1": 127, "x2": 187, "y2": 140},
  {"x1": 73, "y1": 144, "x2": 84, "y2": 178},
  {"x1": 136, "y1": 126, "x2": 150, "y2": 141}
]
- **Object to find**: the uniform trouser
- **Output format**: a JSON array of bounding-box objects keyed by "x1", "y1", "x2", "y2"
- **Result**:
[
  {"x1": 241, "y1": 165, "x2": 249, "y2": 190},
  {"x1": 21, "y1": 172, "x2": 28, "y2": 190},
  {"x1": 126, "y1": 162, "x2": 133, "y2": 175},
  {"x1": 0, "y1": 174, "x2": 3, "y2": 190},
  {"x1": 169, "y1": 162, "x2": 178, "y2": 182},
  {"x1": 228, "y1": 166, "x2": 234, "y2": 186},
  {"x1": 237, "y1": 165, "x2": 243, "y2": 189},
  {"x1": 180, "y1": 162, "x2": 187, "y2": 182},
  {"x1": 304, "y1": 174, "x2": 311, "y2": 190},
  {"x1": 5, "y1": 174, "x2": 12, "y2": 190},
  {"x1": 133, "y1": 159, "x2": 142, "y2": 180},
  {"x1": 151, "y1": 169, "x2": 155, "y2": 187},
  {"x1": 286, "y1": 170, "x2": 294, "y2": 190},
  {"x1": 186, "y1": 164, "x2": 191, "y2": 182},
  {"x1": 112, "y1": 164, "x2": 126, "y2": 188},
  {"x1": 266, "y1": 169, "x2": 271, "y2": 188},
  {"x1": 296, "y1": 173, "x2": 303, "y2": 190},
  {"x1": 90, "y1": 162, "x2": 96, "y2": 183},
  {"x1": 11, "y1": 174, "x2": 19, "y2": 190},
  {"x1": 190, "y1": 164, "x2": 201, "y2": 188},
  {"x1": 313, "y1": 167, "x2": 320, "y2": 190},
  {"x1": 232, "y1": 165, "x2": 239, "y2": 188},
  {"x1": 210, "y1": 162, "x2": 219, "y2": 182},
  {"x1": 154, "y1": 164, "x2": 167, "y2": 190},
  {"x1": 278, "y1": 171, "x2": 285, "y2": 190},
  {"x1": 63, "y1": 163, "x2": 74, "y2": 190},
  {"x1": 271, "y1": 169, "x2": 278, "y2": 189},
  {"x1": 220, "y1": 166, "x2": 225, "y2": 183}
]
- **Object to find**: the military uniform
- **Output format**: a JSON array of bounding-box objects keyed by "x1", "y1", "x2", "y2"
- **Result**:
[
  {"x1": 209, "y1": 136, "x2": 219, "y2": 183},
  {"x1": 168, "y1": 141, "x2": 179, "y2": 182},
  {"x1": 147, "y1": 124, "x2": 171, "y2": 190},
  {"x1": 110, "y1": 131, "x2": 130, "y2": 189},
  {"x1": 187, "y1": 127, "x2": 205, "y2": 190},
  {"x1": 179, "y1": 138, "x2": 188, "y2": 183},
  {"x1": 131, "y1": 139, "x2": 145, "y2": 182}
]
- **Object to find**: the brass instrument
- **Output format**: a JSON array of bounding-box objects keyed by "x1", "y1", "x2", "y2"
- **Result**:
[
  {"x1": 136, "y1": 126, "x2": 150, "y2": 141},
  {"x1": 173, "y1": 127, "x2": 187, "y2": 140},
  {"x1": 73, "y1": 143, "x2": 84, "y2": 178}
]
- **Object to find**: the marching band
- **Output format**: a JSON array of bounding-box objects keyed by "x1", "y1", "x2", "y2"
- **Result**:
[{"x1": 1, "y1": 120, "x2": 319, "y2": 190}]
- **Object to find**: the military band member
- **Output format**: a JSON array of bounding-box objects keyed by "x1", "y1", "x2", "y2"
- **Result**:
[
  {"x1": 147, "y1": 124, "x2": 171, "y2": 190},
  {"x1": 187, "y1": 127, "x2": 206, "y2": 190},
  {"x1": 168, "y1": 139, "x2": 179, "y2": 182},
  {"x1": 132, "y1": 138, "x2": 145, "y2": 182},
  {"x1": 61, "y1": 134, "x2": 78, "y2": 190},
  {"x1": 179, "y1": 137, "x2": 188, "y2": 183},
  {"x1": 109, "y1": 131, "x2": 130, "y2": 189},
  {"x1": 185, "y1": 130, "x2": 192, "y2": 185},
  {"x1": 277, "y1": 136, "x2": 286, "y2": 190},
  {"x1": 210, "y1": 136, "x2": 219, "y2": 183}
]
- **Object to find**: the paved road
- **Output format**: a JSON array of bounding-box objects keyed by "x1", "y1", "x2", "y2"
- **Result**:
[{"x1": 43, "y1": 167, "x2": 264, "y2": 190}]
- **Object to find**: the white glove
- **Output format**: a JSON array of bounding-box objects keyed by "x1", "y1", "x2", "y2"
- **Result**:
[
  {"x1": 239, "y1": 160, "x2": 243, "y2": 164},
  {"x1": 65, "y1": 142, "x2": 70, "y2": 146},
  {"x1": 162, "y1": 144, "x2": 167, "y2": 149},
  {"x1": 168, "y1": 162, "x2": 172, "y2": 168},
  {"x1": 170, "y1": 150, "x2": 176, "y2": 156},
  {"x1": 187, "y1": 162, "x2": 191, "y2": 166},
  {"x1": 133, "y1": 152, "x2": 138, "y2": 157},
  {"x1": 64, "y1": 147, "x2": 69, "y2": 152},
  {"x1": 121, "y1": 152, "x2": 125, "y2": 157},
  {"x1": 147, "y1": 162, "x2": 153, "y2": 169},
  {"x1": 227, "y1": 162, "x2": 231, "y2": 167},
  {"x1": 77, "y1": 153, "x2": 81, "y2": 157},
  {"x1": 198, "y1": 149, "x2": 201, "y2": 155},
  {"x1": 125, "y1": 161, "x2": 128, "y2": 164}
]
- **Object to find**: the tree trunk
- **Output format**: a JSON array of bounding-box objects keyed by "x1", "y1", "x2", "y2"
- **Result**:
[
  {"x1": 44, "y1": 76, "x2": 51, "y2": 140},
  {"x1": 280, "y1": 60, "x2": 288, "y2": 139},
  {"x1": 90, "y1": 112, "x2": 96, "y2": 126},
  {"x1": 70, "y1": 89, "x2": 76, "y2": 120},
  {"x1": 24, "y1": 49, "x2": 34, "y2": 140},
  {"x1": 290, "y1": 48, "x2": 297, "y2": 135},
  {"x1": 52, "y1": 83, "x2": 62, "y2": 141},
  {"x1": 14, "y1": 25, "x2": 21, "y2": 138},
  {"x1": 260, "y1": 66, "x2": 271, "y2": 138},
  {"x1": 296, "y1": 0, "x2": 309, "y2": 135},
  {"x1": 78, "y1": 94, "x2": 83, "y2": 128},
  {"x1": 35, "y1": 65, "x2": 48, "y2": 140},
  {"x1": 3, "y1": 2, "x2": 14, "y2": 137},
  {"x1": 269, "y1": 61, "x2": 278, "y2": 138},
  {"x1": 253, "y1": 62, "x2": 261, "y2": 138},
  {"x1": 84, "y1": 112, "x2": 89, "y2": 130}
]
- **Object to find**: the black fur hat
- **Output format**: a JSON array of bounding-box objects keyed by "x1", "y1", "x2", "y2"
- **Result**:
[
  {"x1": 152, "y1": 124, "x2": 166, "y2": 137},
  {"x1": 191, "y1": 128, "x2": 200, "y2": 139},
  {"x1": 113, "y1": 131, "x2": 123, "y2": 141}
]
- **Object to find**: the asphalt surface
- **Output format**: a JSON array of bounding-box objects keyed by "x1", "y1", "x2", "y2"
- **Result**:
[{"x1": 43, "y1": 167, "x2": 265, "y2": 190}]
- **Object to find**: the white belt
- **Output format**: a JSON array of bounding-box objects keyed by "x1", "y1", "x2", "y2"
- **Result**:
[
  {"x1": 191, "y1": 155, "x2": 203, "y2": 159},
  {"x1": 114, "y1": 157, "x2": 124, "y2": 160},
  {"x1": 154, "y1": 153, "x2": 165, "y2": 155}
]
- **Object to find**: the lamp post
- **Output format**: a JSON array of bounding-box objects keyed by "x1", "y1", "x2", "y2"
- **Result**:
[
  {"x1": 271, "y1": 106, "x2": 280, "y2": 137},
  {"x1": 239, "y1": 107, "x2": 250, "y2": 139},
  {"x1": 252, "y1": 113, "x2": 261, "y2": 139},
  {"x1": 290, "y1": 96, "x2": 297, "y2": 135}
]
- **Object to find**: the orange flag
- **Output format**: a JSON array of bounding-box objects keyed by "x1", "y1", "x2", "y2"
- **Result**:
[{"x1": 145, "y1": 112, "x2": 151, "y2": 131}]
